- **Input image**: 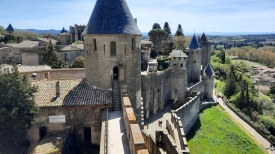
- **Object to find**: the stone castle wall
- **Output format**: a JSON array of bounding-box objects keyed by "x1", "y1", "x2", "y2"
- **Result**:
[
  {"x1": 141, "y1": 68, "x2": 187, "y2": 119},
  {"x1": 172, "y1": 92, "x2": 201, "y2": 134},
  {"x1": 187, "y1": 80, "x2": 205, "y2": 96}
]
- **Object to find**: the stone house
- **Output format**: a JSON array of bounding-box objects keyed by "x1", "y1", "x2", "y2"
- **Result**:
[
  {"x1": 59, "y1": 44, "x2": 84, "y2": 65},
  {"x1": 27, "y1": 79, "x2": 112, "y2": 151}
]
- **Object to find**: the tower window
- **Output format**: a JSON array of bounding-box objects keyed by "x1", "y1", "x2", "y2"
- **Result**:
[
  {"x1": 104, "y1": 44, "x2": 105, "y2": 55},
  {"x1": 132, "y1": 39, "x2": 135, "y2": 50},
  {"x1": 181, "y1": 63, "x2": 183, "y2": 67},
  {"x1": 124, "y1": 44, "x2": 126, "y2": 55},
  {"x1": 110, "y1": 41, "x2": 116, "y2": 56},
  {"x1": 93, "y1": 39, "x2": 97, "y2": 51}
]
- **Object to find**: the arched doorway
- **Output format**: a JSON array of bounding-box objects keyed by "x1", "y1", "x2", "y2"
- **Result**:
[{"x1": 113, "y1": 66, "x2": 119, "y2": 80}]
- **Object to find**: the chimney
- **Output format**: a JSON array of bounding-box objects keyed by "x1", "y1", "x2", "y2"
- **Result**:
[
  {"x1": 56, "y1": 81, "x2": 60, "y2": 97},
  {"x1": 45, "y1": 72, "x2": 50, "y2": 80}
]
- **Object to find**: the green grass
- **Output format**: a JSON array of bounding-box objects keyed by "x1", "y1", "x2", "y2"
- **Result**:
[
  {"x1": 215, "y1": 80, "x2": 225, "y2": 93},
  {"x1": 187, "y1": 105, "x2": 266, "y2": 154}
]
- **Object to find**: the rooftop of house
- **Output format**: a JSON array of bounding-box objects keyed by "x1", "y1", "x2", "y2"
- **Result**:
[
  {"x1": 170, "y1": 50, "x2": 188, "y2": 58},
  {"x1": 187, "y1": 35, "x2": 200, "y2": 49},
  {"x1": 60, "y1": 45, "x2": 83, "y2": 51},
  {"x1": 141, "y1": 40, "x2": 152, "y2": 45},
  {"x1": 33, "y1": 79, "x2": 112, "y2": 107},
  {"x1": 82, "y1": 0, "x2": 141, "y2": 35},
  {"x1": 7, "y1": 40, "x2": 39, "y2": 48},
  {"x1": 36, "y1": 38, "x2": 58, "y2": 44}
]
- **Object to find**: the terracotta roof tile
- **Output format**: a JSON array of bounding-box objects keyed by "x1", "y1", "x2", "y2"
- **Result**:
[{"x1": 33, "y1": 79, "x2": 112, "y2": 107}]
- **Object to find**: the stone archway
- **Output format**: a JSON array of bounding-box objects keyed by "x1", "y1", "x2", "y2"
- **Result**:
[{"x1": 113, "y1": 66, "x2": 119, "y2": 80}]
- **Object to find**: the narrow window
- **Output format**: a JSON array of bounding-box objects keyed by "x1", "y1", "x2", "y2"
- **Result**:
[
  {"x1": 93, "y1": 39, "x2": 97, "y2": 51},
  {"x1": 132, "y1": 39, "x2": 135, "y2": 50},
  {"x1": 124, "y1": 44, "x2": 126, "y2": 55},
  {"x1": 197, "y1": 50, "x2": 198, "y2": 53},
  {"x1": 181, "y1": 63, "x2": 183, "y2": 67},
  {"x1": 104, "y1": 44, "x2": 105, "y2": 55},
  {"x1": 110, "y1": 41, "x2": 116, "y2": 56}
]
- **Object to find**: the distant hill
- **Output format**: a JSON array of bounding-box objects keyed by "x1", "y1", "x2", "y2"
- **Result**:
[
  {"x1": 13, "y1": 29, "x2": 275, "y2": 36},
  {"x1": 14, "y1": 29, "x2": 69, "y2": 34}
]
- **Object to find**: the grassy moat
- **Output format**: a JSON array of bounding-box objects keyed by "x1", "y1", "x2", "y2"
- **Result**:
[{"x1": 187, "y1": 105, "x2": 267, "y2": 154}]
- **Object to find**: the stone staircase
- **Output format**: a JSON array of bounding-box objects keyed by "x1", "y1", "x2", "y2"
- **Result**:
[{"x1": 112, "y1": 80, "x2": 121, "y2": 111}]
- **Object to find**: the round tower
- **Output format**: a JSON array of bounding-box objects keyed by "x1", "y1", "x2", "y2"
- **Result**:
[
  {"x1": 186, "y1": 35, "x2": 202, "y2": 83},
  {"x1": 202, "y1": 63, "x2": 215, "y2": 99},
  {"x1": 82, "y1": 0, "x2": 142, "y2": 110}
]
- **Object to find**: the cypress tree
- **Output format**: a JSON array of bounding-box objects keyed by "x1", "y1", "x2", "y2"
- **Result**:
[
  {"x1": 163, "y1": 22, "x2": 171, "y2": 35},
  {"x1": 175, "y1": 24, "x2": 184, "y2": 36}
]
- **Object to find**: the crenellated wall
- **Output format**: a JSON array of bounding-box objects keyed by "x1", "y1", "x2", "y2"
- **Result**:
[
  {"x1": 141, "y1": 68, "x2": 187, "y2": 119},
  {"x1": 121, "y1": 96, "x2": 149, "y2": 154},
  {"x1": 172, "y1": 92, "x2": 201, "y2": 134}
]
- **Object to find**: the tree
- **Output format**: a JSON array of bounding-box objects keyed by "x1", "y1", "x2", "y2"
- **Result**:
[
  {"x1": 223, "y1": 65, "x2": 237, "y2": 98},
  {"x1": 152, "y1": 23, "x2": 161, "y2": 29},
  {"x1": 163, "y1": 22, "x2": 171, "y2": 35},
  {"x1": 174, "y1": 36, "x2": 186, "y2": 50},
  {"x1": 70, "y1": 56, "x2": 85, "y2": 68},
  {"x1": 175, "y1": 24, "x2": 184, "y2": 36},
  {"x1": 148, "y1": 29, "x2": 168, "y2": 56},
  {"x1": 0, "y1": 64, "x2": 38, "y2": 148},
  {"x1": 43, "y1": 40, "x2": 63, "y2": 68},
  {"x1": 0, "y1": 25, "x2": 5, "y2": 34}
]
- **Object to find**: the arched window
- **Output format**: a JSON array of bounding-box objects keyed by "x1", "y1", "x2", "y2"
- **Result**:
[
  {"x1": 110, "y1": 42, "x2": 116, "y2": 56},
  {"x1": 93, "y1": 39, "x2": 97, "y2": 51}
]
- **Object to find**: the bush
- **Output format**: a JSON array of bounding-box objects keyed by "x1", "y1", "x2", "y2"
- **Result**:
[
  {"x1": 157, "y1": 57, "x2": 170, "y2": 70},
  {"x1": 70, "y1": 56, "x2": 85, "y2": 68}
]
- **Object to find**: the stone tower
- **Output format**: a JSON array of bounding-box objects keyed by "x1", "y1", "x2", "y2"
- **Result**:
[
  {"x1": 58, "y1": 27, "x2": 72, "y2": 45},
  {"x1": 202, "y1": 63, "x2": 215, "y2": 99},
  {"x1": 186, "y1": 35, "x2": 202, "y2": 84},
  {"x1": 200, "y1": 33, "x2": 211, "y2": 69},
  {"x1": 82, "y1": 0, "x2": 142, "y2": 110}
]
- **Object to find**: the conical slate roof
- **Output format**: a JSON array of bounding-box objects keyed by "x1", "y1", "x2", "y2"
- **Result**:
[
  {"x1": 83, "y1": 0, "x2": 141, "y2": 35},
  {"x1": 187, "y1": 35, "x2": 200, "y2": 49},
  {"x1": 203, "y1": 63, "x2": 214, "y2": 76},
  {"x1": 6, "y1": 24, "x2": 14, "y2": 32},
  {"x1": 201, "y1": 33, "x2": 207, "y2": 42},
  {"x1": 61, "y1": 27, "x2": 68, "y2": 33}
]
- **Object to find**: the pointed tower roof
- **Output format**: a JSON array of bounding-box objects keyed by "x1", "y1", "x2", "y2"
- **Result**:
[
  {"x1": 203, "y1": 63, "x2": 215, "y2": 76},
  {"x1": 201, "y1": 33, "x2": 207, "y2": 42},
  {"x1": 187, "y1": 35, "x2": 200, "y2": 49},
  {"x1": 6, "y1": 24, "x2": 14, "y2": 32},
  {"x1": 83, "y1": 0, "x2": 141, "y2": 35},
  {"x1": 61, "y1": 27, "x2": 68, "y2": 33}
]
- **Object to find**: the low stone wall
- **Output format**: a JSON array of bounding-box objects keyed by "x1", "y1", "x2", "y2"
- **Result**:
[
  {"x1": 122, "y1": 96, "x2": 149, "y2": 154},
  {"x1": 187, "y1": 81, "x2": 204, "y2": 94},
  {"x1": 172, "y1": 92, "x2": 201, "y2": 134},
  {"x1": 170, "y1": 114, "x2": 190, "y2": 153},
  {"x1": 20, "y1": 68, "x2": 85, "y2": 81},
  {"x1": 142, "y1": 132, "x2": 160, "y2": 154},
  {"x1": 200, "y1": 101, "x2": 218, "y2": 111}
]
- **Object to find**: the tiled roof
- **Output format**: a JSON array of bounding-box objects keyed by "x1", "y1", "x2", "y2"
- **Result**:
[
  {"x1": 83, "y1": 0, "x2": 141, "y2": 35},
  {"x1": 16, "y1": 41, "x2": 39, "y2": 48},
  {"x1": 170, "y1": 50, "x2": 188, "y2": 58},
  {"x1": 72, "y1": 44, "x2": 84, "y2": 50},
  {"x1": 61, "y1": 27, "x2": 68, "y2": 33},
  {"x1": 33, "y1": 79, "x2": 112, "y2": 107},
  {"x1": 61, "y1": 45, "x2": 83, "y2": 51},
  {"x1": 36, "y1": 38, "x2": 58, "y2": 44},
  {"x1": 187, "y1": 35, "x2": 200, "y2": 49},
  {"x1": 6, "y1": 24, "x2": 14, "y2": 32},
  {"x1": 201, "y1": 33, "x2": 207, "y2": 42},
  {"x1": 203, "y1": 63, "x2": 214, "y2": 76}
]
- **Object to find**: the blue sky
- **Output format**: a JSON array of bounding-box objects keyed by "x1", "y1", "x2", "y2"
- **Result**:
[{"x1": 0, "y1": 0, "x2": 274, "y2": 33}]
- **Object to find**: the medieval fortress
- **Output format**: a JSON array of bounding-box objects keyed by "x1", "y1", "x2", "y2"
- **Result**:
[{"x1": 20, "y1": 0, "x2": 216, "y2": 153}]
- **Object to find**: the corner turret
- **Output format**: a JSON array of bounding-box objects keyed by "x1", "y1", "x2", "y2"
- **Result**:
[
  {"x1": 169, "y1": 50, "x2": 188, "y2": 70},
  {"x1": 202, "y1": 63, "x2": 215, "y2": 99},
  {"x1": 6, "y1": 24, "x2": 14, "y2": 33}
]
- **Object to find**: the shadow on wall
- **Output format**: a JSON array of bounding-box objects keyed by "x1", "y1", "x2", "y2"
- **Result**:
[{"x1": 186, "y1": 118, "x2": 202, "y2": 141}]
